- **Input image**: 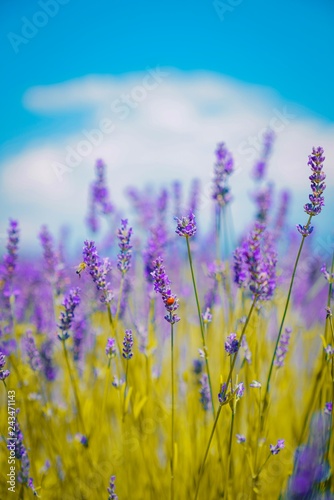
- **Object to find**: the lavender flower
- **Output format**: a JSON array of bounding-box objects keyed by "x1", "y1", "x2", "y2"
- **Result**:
[
  {"x1": 250, "y1": 380, "x2": 261, "y2": 389},
  {"x1": 297, "y1": 146, "x2": 326, "y2": 236},
  {"x1": 72, "y1": 316, "x2": 87, "y2": 364},
  {"x1": 202, "y1": 307, "x2": 212, "y2": 324},
  {"x1": 22, "y1": 331, "x2": 42, "y2": 372},
  {"x1": 324, "y1": 402, "x2": 332, "y2": 415},
  {"x1": 252, "y1": 129, "x2": 275, "y2": 181},
  {"x1": 175, "y1": 213, "x2": 197, "y2": 238},
  {"x1": 143, "y1": 224, "x2": 168, "y2": 283},
  {"x1": 218, "y1": 382, "x2": 228, "y2": 405},
  {"x1": 225, "y1": 333, "x2": 239, "y2": 355},
  {"x1": 274, "y1": 327, "x2": 292, "y2": 368},
  {"x1": 57, "y1": 288, "x2": 81, "y2": 341},
  {"x1": 82, "y1": 240, "x2": 113, "y2": 303},
  {"x1": 40, "y1": 339, "x2": 57, "y2": 381},
  {"x1": 199, "y1": 373, "x2": 212, "y2": 411},
  {"x1": 236, "y1": 434, "x2": 246, "y2": 444},
  {"x1": 39, "y1": 225, "x2": 57, "y2": 280},
  {"x1": 253, "y1": 183, "x2": 273, "y2": 223},
  {"x1": 122, "y1": 330, "x2": 133, "y2": 359},
  {"x1": 117, "y1": 219, "x2": 133, "y2": 275},
  {"x1": 107, "y1": 475, "x2": 118, "y2": 500},
  {"x1": 188, "y1": 178, "x2": 201, "y2": 214},
  {"x1": 1, "y1": 219, "x2": 19, "y2": 286},
  {"x1": 0, "y1": 351, "x2": 10, "y2": 381},
  {"x1": 321, "y1": 263, "x2": 334, "y2": 283},
  {"x1": 7, "y1": 409, "x2": 36, "y2": 493},
  {"x1": 86, "y1": 159, "x2": 113, "y2": 232},
  {"x1": 212, "y1": 142, "x2": 234, "y2": 207},
  {"x1": 106, "y1": 337, "x2": 117, "y2": 359},
  {"x1": 233, "y1": 222, "x2": 277, "y2": 301},
  {"x1": 270, "y1": 439, "x2": 285, "y2": 455},
  {"x1": 151, "y1": 257, "x2": 180, "y2": 324},
  {"x1": 193, "y1": 359, "x2": 204, "y2": 375}
]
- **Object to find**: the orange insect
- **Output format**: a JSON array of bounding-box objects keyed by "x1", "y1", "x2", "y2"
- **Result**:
[{"x1": 166, "y1": 297, "x2": 175, "y2": 305}]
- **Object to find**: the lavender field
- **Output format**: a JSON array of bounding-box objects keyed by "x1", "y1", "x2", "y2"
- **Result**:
[{"x1": 0, "y1": 139, "x2": 333, "y2": 499}]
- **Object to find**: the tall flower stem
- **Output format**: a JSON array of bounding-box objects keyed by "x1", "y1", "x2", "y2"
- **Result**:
[
  {"x1": 186, "y1": 236, "x2": 215, "y2": 415},
  {"x1": 62, "y1": 340, "x2": 87, "y2": 439},
  {"x1": 114, "y1": 274, "x2": 125, "y2": 329},
  {"x1": 171, "y1": 321, "x2": 175, "y2": 500},
  {"x1": 194, "y1": 298, "x2": 257, "y2": 500},
  {"x1": 262, "y1": 215, "x2": 312, "y2": 421}
]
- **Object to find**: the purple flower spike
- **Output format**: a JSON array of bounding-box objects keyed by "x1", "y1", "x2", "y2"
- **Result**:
[
  {"x1": 301, "y1": 147, "x2": 326, "y2": 223},
  {"x1": 22, "y1": 331, "x2": 42, "y2": 372},
  {"x1": 0, "y1": 351, "x2": 10, "y2": 381},
  {"x1": 321, "y1": 263, "x2": 334, "y2": 283},
  {"x1": 122, "y1": 330, "x2": 133, "y2": 359},
  {"x1": 58, "y1": 288, "x2": 81, "y2": 341},
  {"x1": 212, "y1": 142, "x2": 234, "y2": 207},
  {"x1": 199, "y1": 373, "x2": 212, "y2": 411},
  {"x1": 252, "y1": 129, "x2": 275, "y2": 181},
  {"x1": 1, "y1": 219, "x2": 19, "y2": 285},
  {"x1": 83, "y1": 240, "x2": 113, "y2": 304},
  {"x1": 175, "y1": 213, "x2": 197, "y2": 238},
  {"x1": 151, "y1": 257, "x2": 180, "y2": 325},
  {"x1": 225, "y1": 333, "x2": 239, "y2": 355},
  {"x1": 106, "y1": 338, "x2": 117, "y2": 359},
  {"x1": 87, "y1": 159, "x2": 113, "y2": 232},
  {"x1": 270, "y1": 439, "x2": 285, "y2": 455},
  {"x1": 274, "y1": 327, "x2": 292, "y2": 368},
  {"x1": 218, "y1": 382, "x2": 228, "y2": 405},
  {"x1": 107, "y1": 475, "x2": 118, "y2": 500},
  {"x1": 117, "y1": 219, "x2": 133, "y2": 275}
]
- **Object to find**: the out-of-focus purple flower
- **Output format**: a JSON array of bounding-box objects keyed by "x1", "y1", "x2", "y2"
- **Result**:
[
  {"x1": 7, "y1": 409, "x2": 36, "y2": 493},
  {"x1": 324, "y1": 402, "x2": 332, "y2": 415},
  {"x1": 274, "y1": 327, "x2": 292, "y2": 368},
  {"x1": 202, "y1": 307, "x2": 212, "y2": 324},
  {"x1": 57, "y1": 288, "x2": 81, "y2": 341},
  {"x1": 321, "y1": 263, "x2": 334, "y2": 283},
  {"x1": 0, "y1": 351, "x2": 10, "y2": 381},
  {"x1": 175, "y1": 213, "x2": 197, "y2": 238},
  {"x1": 112, "y1": 376, "x2": 125, "y2": 388},
  {"x1": 253, "y1": 183, "x2": 273, "y2": 223},
  {"x1": 199, "y1": 374, "x2": 212, "y2": 411},
  {"x1": 250, "y1": 380, "x2": 261, "y2": 389},
  {"x1": 40, "y1": 339, "x2": 57, "y2": 381},
  {"x1": 188, "y1": 178, "x2": 201, "y2": 214},
  {"x1": 157, "y1": 188, "x2": 169, "y2": 215},
  {"x1": 117, "y1": 219, "x2": 133, "y2": 275},
  {"x1": 233, "y1": 222, "x2": 277, "y2": 301},
  {"x1": 22, "y1": 331, "x2": 42, "y2": 372},
  {"x1": 1, "y1": 219, "x2": 19, "y2": 286},
  {"x1": 86, "y1": 159, "x2": 113, "y2": 232},
  {"x1": 193, "y1": 358, "x2": 203, "y2": 375},
  {"x1": 39, "y1": 226, "x2": 57, "y2": 280},
  {"x1": 241, "y1": 335, "x2": 252, "y2": 364},
  {"x1": 82, "y1": 241, "x2": 113, "y2": 304},
  {"x1": 122, "y1": 330, "x2": 133, "y2": 360},
  {"x1": 151, "y1": 257, "x2": 180, "y2": 324},
  {"x1": 236, "y1": 434, "x2": 246, "y2": 444},
  {"x1": 274, "y1": 189, "x2": 290, "y2": 234},
  {"x1": 302, "y1": 147, "x2": 326, "y2": 219},
  {"x1": 225, "y1": 333, "x2": 239, "y2": 355},
  {"x1": 287, "y1": 412, "x2": 330, "y2": 497},
  {"x1": 252, "y1": 129, "x2": 275, "y2": 181},
  {"x1": 72, "y1": 316, "x2": 87, "y2": 364},
  {"x1": 270, "y1": 439, "x2": 285, "y2": 455},
  {"x1": 106, "y1": 337, "x2": 117, "y2": 359},
  {"x1": 107, "y1": 474, "x2": 118, "y2": 500},
  {"x1": 235, "y1": 382, "x2": 245, "y2": 399},
  {"x1": 212, "y1": 142, "x2": 234, "y2": 207},
  {"x1": 143, "y1": 224, "x2": 168, "y2": 283},
  {"x1": 0, "y1": 220, "x2": 19, "y2": 339}
]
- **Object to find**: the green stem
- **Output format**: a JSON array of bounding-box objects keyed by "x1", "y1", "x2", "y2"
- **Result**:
[
  {"x1": 194, "y1": 406, "x2": 222, "y2": 500},
  {"x1": 171, "y1": 321, "x2": 175, "y2": 500},
  {"x1": 122, "y1": 360, "x2": 129, "y2": 422},
  {"x1": 262, "y1": 216, "x2": 312, "y2": 420},
  {"x1": 227, "y1": 411, "x2": 235, "y2": 492},
  {"x1": 62, "y1": 340, "x2": 87, "y2": 439},
  {"x1": 194, "y1": 298, "x2": 257, "y2": 500},
  {"x1": 114, "y1": 274, "x2": 125, "y2": 328},
  {"x1": 186, "y1": 236, "x2": 215, "y2": 416}
]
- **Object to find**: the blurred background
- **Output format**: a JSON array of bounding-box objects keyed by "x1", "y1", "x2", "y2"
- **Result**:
[{"x1": 1, "y1": 0, "x2": 334, "y2": 253}]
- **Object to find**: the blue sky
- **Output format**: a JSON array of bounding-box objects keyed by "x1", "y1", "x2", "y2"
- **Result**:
[{"x1": 1, "y1": 0, "x2": 334, "y2": 250}]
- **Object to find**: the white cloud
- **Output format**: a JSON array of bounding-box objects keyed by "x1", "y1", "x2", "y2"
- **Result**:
[{"x1": 1, "y1": 69, "x2": 334, "y2": 250}]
